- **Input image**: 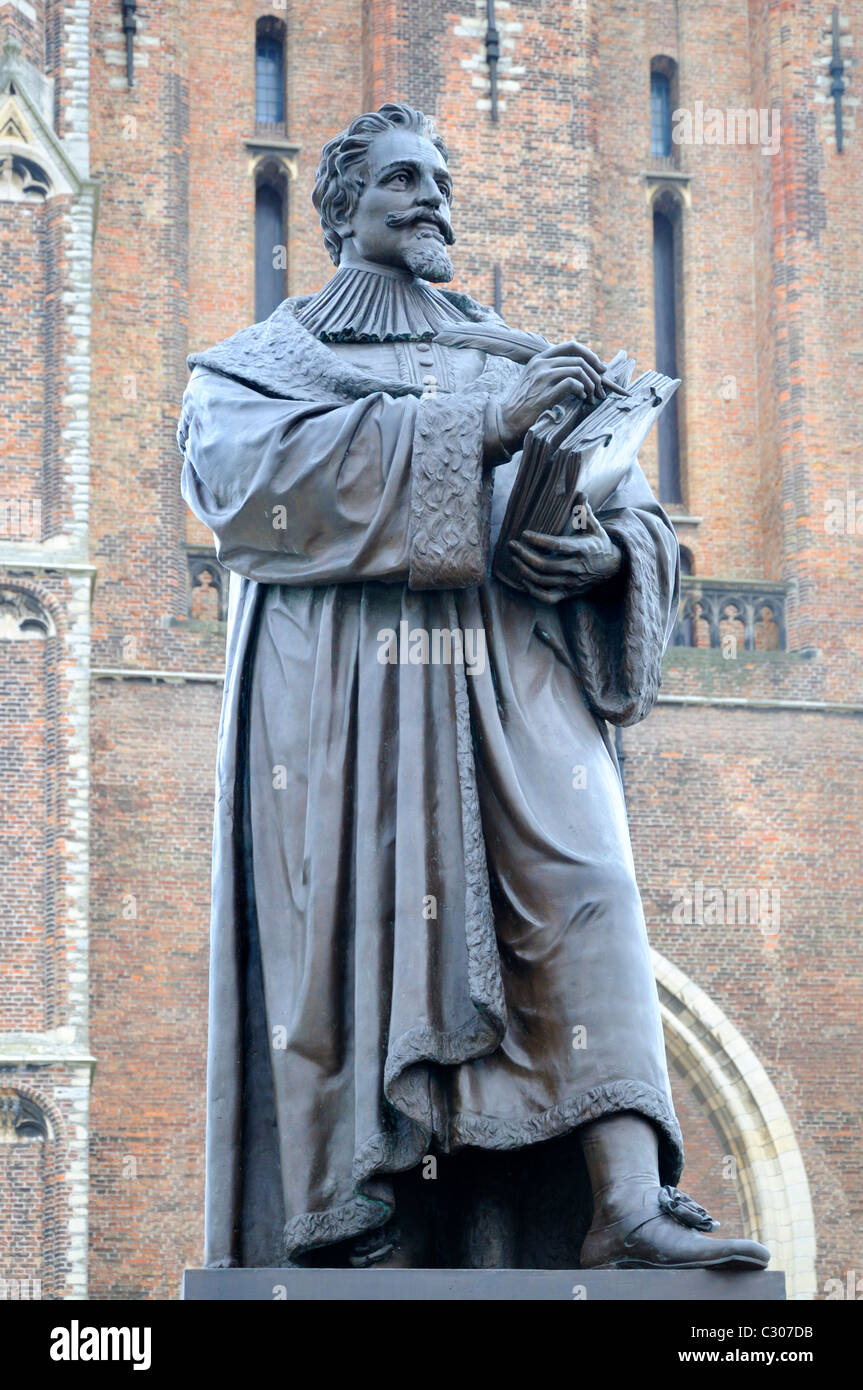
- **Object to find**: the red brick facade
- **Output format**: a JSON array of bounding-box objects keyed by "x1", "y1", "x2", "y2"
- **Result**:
[{"x1": 1, "y1": 0, "x2": 860, "y2": 1299}]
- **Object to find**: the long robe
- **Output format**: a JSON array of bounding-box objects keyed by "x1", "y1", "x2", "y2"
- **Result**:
[{"x1": 178, "y1": 286, "x2": 684, "y2": 1269}]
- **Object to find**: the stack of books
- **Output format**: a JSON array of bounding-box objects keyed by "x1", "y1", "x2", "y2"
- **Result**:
[{"x1": 434, "y1": 325, "x2": 680, "y2": 590}]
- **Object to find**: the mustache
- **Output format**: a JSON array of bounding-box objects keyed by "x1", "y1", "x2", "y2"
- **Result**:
[{"x1": 384, "y1": 208, "x2": 456, "y2": 246}]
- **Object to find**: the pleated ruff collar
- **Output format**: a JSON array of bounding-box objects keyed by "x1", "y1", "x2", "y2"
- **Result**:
[{"x1": 295, "y1": 258, "x2": 470, "y2": 343}]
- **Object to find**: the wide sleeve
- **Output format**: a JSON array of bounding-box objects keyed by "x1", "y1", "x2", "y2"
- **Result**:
[
  {"x1": 178, "y1": 366, "x2": 492, "y2": 588},
  {"x1": 562, "y1": 460, "x2": 680, "y2": 726}
]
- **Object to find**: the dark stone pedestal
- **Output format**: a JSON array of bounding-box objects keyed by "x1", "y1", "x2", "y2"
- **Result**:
[{"x1": 183, "y1": 1268, "x2": 786, "y2": 1301}]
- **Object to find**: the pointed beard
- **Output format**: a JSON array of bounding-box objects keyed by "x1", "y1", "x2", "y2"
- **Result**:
[{"x1": 403, "y1": 242, "x2": 454, "y2": 283}]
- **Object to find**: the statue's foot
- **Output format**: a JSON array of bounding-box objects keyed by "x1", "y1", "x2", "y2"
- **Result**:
[{"x1": 580, "y1": 1185, "x2": 770, "y2": 1271}]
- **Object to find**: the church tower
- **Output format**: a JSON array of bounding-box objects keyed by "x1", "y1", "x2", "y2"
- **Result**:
[{"x1": 1, "y1": 1, "x2": 860, "y2": 1299}]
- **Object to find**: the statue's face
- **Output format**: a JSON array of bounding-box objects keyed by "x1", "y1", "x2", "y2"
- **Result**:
[{"x1": 336, "y1": 128, "x2": 455, "y2": 281}]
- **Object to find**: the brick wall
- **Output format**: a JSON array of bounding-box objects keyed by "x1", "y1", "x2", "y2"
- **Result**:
[
  {"x1": 80, "y1": 0, "x2": 863, "y2": 1296},
  {"x1": 2, "y1": 0, "x2": 860, "y2": 1299},
  {"x1": 88, "y1": 680, "x2": 217, "y2": 1299},
  {"x1": 630, "y1": 700, "x2": 863, "y2": 1288}
]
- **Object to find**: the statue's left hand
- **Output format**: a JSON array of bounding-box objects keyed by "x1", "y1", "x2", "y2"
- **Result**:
[{"x1": 508, "y1": 505, "x2": 623, "y2": 603}]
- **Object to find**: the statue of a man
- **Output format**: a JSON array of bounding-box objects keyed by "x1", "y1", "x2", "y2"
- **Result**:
[{"x1": 178, "y1": 103, "x2": 769, "y2": 1273}]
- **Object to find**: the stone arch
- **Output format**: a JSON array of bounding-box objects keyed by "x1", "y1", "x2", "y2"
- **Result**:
[
  {"x1": 0, "y1": 150, "x2": 51, "y2": 201},
  {"x1": 0, "y1": 1083, "x2": 67, "y2": 1297},
  {"x1": 650, "y1": 53, "x2": 678, "y2": 81},
  {"x1": 0, "y1": 585, "x2": 57, "y2": 639},
  {"x1": 0, "y1": 1086, "x2": 55, "y2": 1142},
  {"x1": 0, "y1": 577, "x2": 66, "y2": 634},
  {"x1": 645, "y1": 176, "x2": 691, "y2": 215},
  {"x1": 652, "y1": 950, "x2": 817, "y2": 1299},
  {"x1": 0, "y1": 82, "x2": 74, "y2": 201}
]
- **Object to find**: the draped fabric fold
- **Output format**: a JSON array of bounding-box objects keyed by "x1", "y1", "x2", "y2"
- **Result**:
[{"x1": 564, "y1": 507, "x2": 681, "y2": 727}]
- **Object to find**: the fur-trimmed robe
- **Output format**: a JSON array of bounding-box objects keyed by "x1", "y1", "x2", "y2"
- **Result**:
[{"x1": 178, "y1": 284, "x2": 683, "y2": 1269}]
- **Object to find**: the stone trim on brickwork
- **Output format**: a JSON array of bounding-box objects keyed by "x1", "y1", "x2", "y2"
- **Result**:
[
  {"x1": 654, "y1": 949, "x2": 817, "y2": 1301},
  {"x1": 0, "y1": 1038, "x2": 96, "y2": 1067},
  {"x1": 0, "y1": 556, "x2": 96, "y2": 586},
  {"x1": 454, "y1": 1, "x2": 525, "y2": 118},
  {"x1": 657, "y1": 693, "x2": 863, "y2": 714},
  {"x1": 0, "y1": 42, "x2": 85, "y2": 200},
  {"x1": 644, "y1": 168, "x2": 693, "y2": 210},
  {"x1": 92, "y1": 666, "x2": 226, "y2": 683},
  {"x1": 243, "y1": 136, "x2": 300, "y2": 185}
]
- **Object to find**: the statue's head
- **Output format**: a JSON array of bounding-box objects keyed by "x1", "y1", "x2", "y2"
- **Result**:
[{"x1": 313, "y1": 102, "x2": 455, "y2": 282}]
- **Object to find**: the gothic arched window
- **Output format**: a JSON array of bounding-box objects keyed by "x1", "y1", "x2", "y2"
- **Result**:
[
  {"x1": 651, "y1": 73, "x2": 671, "y2": 157},
  {"x1": 255, "y1": 172, "x2": 287, "y2": 321},
  {"x1": 255, "y1": 17, "x2": 286, "y2": 128},
  {"x1": 649, "y1": 56, "x2": 678, "y2": 162},
  {"x1": 653, "y1": 195, "x2": 683, "y2": 504}
]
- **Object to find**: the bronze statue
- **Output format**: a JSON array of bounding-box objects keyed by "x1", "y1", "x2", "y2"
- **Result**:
[{"x1": 178, "y1": 103, "x2": 769, "y2": 1273}]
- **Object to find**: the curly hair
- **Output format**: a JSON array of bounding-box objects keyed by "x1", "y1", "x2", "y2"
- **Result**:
[{"x1": 312, "y1": 103, "x2": 449, "y2": 266}]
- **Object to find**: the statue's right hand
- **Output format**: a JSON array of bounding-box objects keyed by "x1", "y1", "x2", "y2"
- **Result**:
[{"x1": 497, "y1": 339, "x2": 608, "y2": 452}]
